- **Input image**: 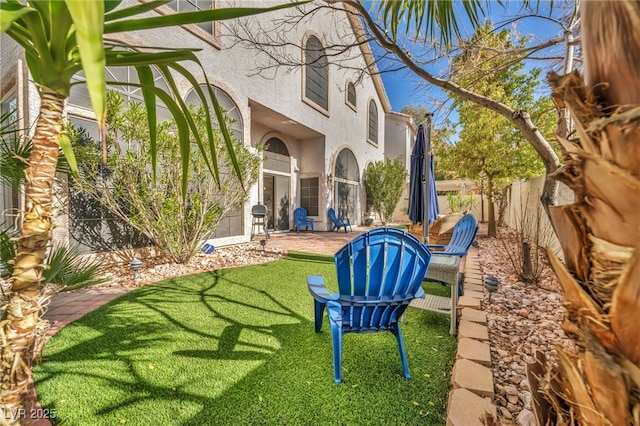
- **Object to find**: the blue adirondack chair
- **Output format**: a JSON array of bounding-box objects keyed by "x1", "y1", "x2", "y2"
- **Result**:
[
  {"x1": 327, "y1": 208, "x2": 352, "y2": 233},
  {"x1": 294, "y1": 207, "x2": 314, "y2": 232},
  {"x1": 307, "y1": 228, "x2": 431, "y2": 383},
  {"x1": 425, "y1": 213, "x2": 478, "y2": 256},
  {"x1": 425, "y1": 213, "x2": 478, "y2": 303}
]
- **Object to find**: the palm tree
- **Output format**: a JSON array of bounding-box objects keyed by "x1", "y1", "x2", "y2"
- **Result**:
[
  {"x1": 0, "y1": 0, "x2": 297, "y2": 421},
  {"x1": 535, "y1": 1, "x2": 640, "y2": 424},
  {"x1": 372, "y1": 1, "x2": 640, "y2": 423}
]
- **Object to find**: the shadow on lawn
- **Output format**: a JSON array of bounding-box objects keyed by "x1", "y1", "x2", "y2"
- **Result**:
[{"x1": 34, "y1": 253, "x2": 454, "y2": 425}]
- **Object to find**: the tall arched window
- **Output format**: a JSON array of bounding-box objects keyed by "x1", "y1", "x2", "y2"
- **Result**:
[
  {"x1": 185, "y1": 85, "x2": 243, "y2": 140},
  {"x1": 304, "y1": 35, "x2": 328, "y2": 111},
  {"x1": 368, "y1": 99, "x2": 378, "y2": 145},
  {"x1": 67, "y1": 66, "x2": 170, "y2": 253},
  {"x1": 186, "y1": 85, "x2": 245, "y2": 238},
  {"x1": 334, "y1": 148, "x2": 359, "y2": 222}
]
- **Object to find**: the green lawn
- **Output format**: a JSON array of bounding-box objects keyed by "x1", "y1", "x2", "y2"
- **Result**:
[{"x1": 34, "y1": 251, "x2": 457, "y2": 425}]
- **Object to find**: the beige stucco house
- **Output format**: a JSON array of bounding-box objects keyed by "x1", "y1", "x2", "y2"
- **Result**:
[{"x1": 0, "y1": 0, "x2": 418, "y2": 254}]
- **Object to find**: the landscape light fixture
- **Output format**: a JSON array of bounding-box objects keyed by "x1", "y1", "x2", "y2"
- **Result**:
[
  {"x1": 483, "y1": 276, "x2": 500, "y2": 302},
  {"x1": 130, "y1": 258, "x2": 143, "y2": 283}
]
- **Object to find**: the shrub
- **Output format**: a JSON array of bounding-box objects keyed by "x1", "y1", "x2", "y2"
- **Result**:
[
  {"x1": 499, "y1": 193, "x2": 554, "y2": 284},
  {"x1": 70, "y1": 92, "x2": 261, "y2": 263},
  {"x1": 445, "y1": 191, "x2": 477, "y2": 213},
  {"x1": 364, "y1": 158, "x2": 406, "y2": 225}
]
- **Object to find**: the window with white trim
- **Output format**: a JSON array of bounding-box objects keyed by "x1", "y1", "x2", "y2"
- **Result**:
[
  {"x1": 346, "y1": 81, "x2": 356, "y2": 110},
  {"x1": 165, "y1": 0, "x2": 217, "y2": 39},
  {"x1": 367, "y1": 99, "x2": 378, "y2": 145},
  {"x1": 186, "y1": 84, "x2": 245, "y2": 238},
  {"x1": 300, "y1": 177, "x2": 319, "y2": 217},
  {"x1": 0, "y1": 93, "x2": 20, "y2": 230},
  {"x1": 334, "y1": 148, "x2": 359, "y2": 222},
  {"x1": 304, "y1": 36, "x2": 329, "y2": 111},
  {"x1": 67, "y1": 67, "x2": 167, "y2": 253}
]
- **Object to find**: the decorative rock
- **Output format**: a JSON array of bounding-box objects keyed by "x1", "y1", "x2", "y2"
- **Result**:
[
  {"x1": 499, "y1": 406, "x2": 513, "y2": 420},
  {"x1": 476, "y1": 226, "x2": 578, "y2": 424},
  {"x1": 517, "y1": 409, "x2": 536, "y2": 426},
  {"x1": 503, "y1": 385, "x2": 518, "y2": 396},
  {"x1": 521, "y1": 391, "x2": 533, "y2": 409}
]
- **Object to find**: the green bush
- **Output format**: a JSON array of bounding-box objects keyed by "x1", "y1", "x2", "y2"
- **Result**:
[
  {"x1": 70, "y1": 92, "x2": 261, "y2": 263},
  {"x1": 445, "y1": 191, "x2": 477, "y2": 213},
  {"x1": 364, "y1": 158, "x2": 407, "y2": 225}
]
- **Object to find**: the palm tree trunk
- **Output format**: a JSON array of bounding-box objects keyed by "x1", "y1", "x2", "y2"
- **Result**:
[
  {"x1": 1, "y1": 89, "x2": 63, "y2": 423},
  {"x1": 530, "y1": 2, "x2": 640, "y2": 425}
]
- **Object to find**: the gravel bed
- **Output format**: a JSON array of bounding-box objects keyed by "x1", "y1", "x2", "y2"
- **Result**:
[{"x1": 477, "y1": 226, "x2": 577, "y2": 425}]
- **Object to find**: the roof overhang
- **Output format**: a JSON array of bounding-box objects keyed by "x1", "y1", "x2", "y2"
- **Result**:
[{"x1": 249, "y1": 99, "x2": 323, "y2": 140}]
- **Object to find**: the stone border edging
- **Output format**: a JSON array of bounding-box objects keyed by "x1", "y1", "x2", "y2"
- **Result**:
[{"x1": 446, "y1": 247, "x2": 497, "y2": 425}]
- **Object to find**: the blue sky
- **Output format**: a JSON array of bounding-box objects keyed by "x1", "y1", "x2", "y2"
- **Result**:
[{"x1": 377, "y1": 1, "x2": 568, "y2": 115}]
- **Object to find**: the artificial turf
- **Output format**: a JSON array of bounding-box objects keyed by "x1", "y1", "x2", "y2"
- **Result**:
[{"x1": 34, "y1": 251, "x2": 457, "y2": 425}]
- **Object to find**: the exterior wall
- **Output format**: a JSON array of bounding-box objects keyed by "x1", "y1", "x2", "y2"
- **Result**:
[
  {"x1": 384, "y1": 112, "x2": 415, "y2": 171},
  {"x1": 392, "y1": 180, "x2": 485, "y2": 224},
  {"x1": 384, "y1": 113, "x2": 414, "y2": 223},
  {"x1": 0, "y1": 1, "x2": 392, "y2": 252}
]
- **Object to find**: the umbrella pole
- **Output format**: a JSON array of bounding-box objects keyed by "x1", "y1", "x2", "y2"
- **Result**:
[{"x1": 423, "y1": 113, "x2": 433, "y2": 244}]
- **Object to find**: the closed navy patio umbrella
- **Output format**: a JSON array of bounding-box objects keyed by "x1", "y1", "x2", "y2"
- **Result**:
[{"x1": 408, "y1": 123, "x2": 440, "y2": 242}]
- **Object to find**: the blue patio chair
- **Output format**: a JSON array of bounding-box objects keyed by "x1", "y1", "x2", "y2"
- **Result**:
[
  {"x1": 327, "y1": 208, "x2": 352, "y2": 233},
  {"x1": 425, "y1": 213, "x2": 478, "y2": 257},
  {"x1": 294, "y1": 207, "x2": 314, "y2": 233},
  {"x1": 425, "y1": 213, "x2": 478, "y2": 304},
  {"x1": 307, "y1": 228, "x2": 431, "y2": 383}
]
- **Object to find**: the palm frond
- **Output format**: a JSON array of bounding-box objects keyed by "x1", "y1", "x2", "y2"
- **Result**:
[
  {"x1": 0, "y1": 227, "x2": 17, "y2": 278},
  {"x1": 0, "y1": 134, "x2": 30, "y2": 187},
  {"x1": 375, "y1": 0, "x2": 487, "y2": 46},
  {"x1": 43, "y1": 245, "x2": 107, "y2": 291}
]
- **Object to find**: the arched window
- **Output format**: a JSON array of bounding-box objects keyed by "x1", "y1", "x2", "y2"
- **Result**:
[
  {"x1": 304, "y1": 36, "x2": 328, "y2": 111},
  {"x1": 368, "y1": 99, "x2": 378, "y2": 144},
  {"x1": 67, "y1": 66, "x2": 171, "y2": 253},
  {"x1": 70, "y1": 66, "x2": 171, "y2": 121},
  {"x1": 334, "y1": 148, "x2": 359, "y2": 222},
  {"x1": 264, "y1": 138, "x2": 291, "y2": 173},
  {"x1": 186, "y1": 85, "x2": 245, "y2": 239},
  {"x1": 346, "y1": 81, "x2": 356, "y2": 109},
  {"x1": 185, "y1": 85, "x2": 243, "y2": 141}
]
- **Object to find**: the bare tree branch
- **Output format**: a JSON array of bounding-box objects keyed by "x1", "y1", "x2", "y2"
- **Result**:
[{"x1": 227, "y1": 1, "x2": 569, "y2": 210}]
